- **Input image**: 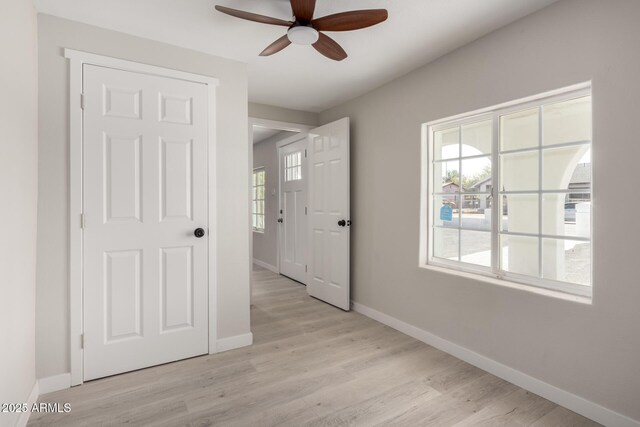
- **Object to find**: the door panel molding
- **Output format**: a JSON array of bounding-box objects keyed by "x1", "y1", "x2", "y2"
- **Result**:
[
  {"x1": 66, "y1": 49, "x2": 219, "y2": 386},
  {"x1": 307, "y1": 118, "x2": 351, "y2": 310}
]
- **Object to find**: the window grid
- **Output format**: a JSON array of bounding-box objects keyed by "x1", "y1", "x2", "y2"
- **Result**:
[
  {"x1": 252, "y1": 168, "x2": 265, "y2": 232},
  {"x1": 426, "y1": 87, "x2": 592, "y2": 297},
  {"x1": 284, "y1": 151, "x2": 302, "y2": 182}
]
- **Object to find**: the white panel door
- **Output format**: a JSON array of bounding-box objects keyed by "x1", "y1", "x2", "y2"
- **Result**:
[
  {"x1": 83, "y1": 64, "x2": 209, "y2": 380},
  {"x1": 278, "y1": 138, "x2": 308, "y2": 283},
  {"x1": 307, "y1": 118, "x2": 350, "y2": 310}
]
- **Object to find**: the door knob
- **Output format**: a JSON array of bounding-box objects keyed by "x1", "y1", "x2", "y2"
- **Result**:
[
  {"x1": 338, "y1": 220, "x2": 346, "y2": 227},
  {"x1": 194, "y1": 228, "x2": 205, "y2": 238},
  {"x1": 277, "y1": 218, "x2": 283, "y2": 223}
]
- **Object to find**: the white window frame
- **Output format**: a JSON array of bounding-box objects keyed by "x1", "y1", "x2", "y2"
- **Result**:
[
  {"x1": 252, "y1": 168, "x2": 266, "y2": 233},
  {"x1": 420, "y1": 83, "x2": 593, "y2": 299}
]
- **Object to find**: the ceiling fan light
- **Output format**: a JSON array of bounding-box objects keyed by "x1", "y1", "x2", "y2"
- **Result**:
[{"x1": 287, "y1": 26, "x2": 319, "y2": 45}]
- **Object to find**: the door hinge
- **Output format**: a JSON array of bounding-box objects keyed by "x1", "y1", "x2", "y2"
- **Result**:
[
  {"x1": 80, "y1": 93, "x2": 86, "y2": 110},
  {"x1": 305, "y1": 265, "x2": 308, "y2": 272},
  {"x1": 305, "y1": 206, "x2": 307, "y2": 215},
  {"x1": 304, "y1": 149, "x2": 307, "y2": 158},
  {"x1": 80, "y1": 213, "x2": 85, "y2": 229},
  {"x1": 80, "y1": 334, "x2": 84, "y2": 349}
]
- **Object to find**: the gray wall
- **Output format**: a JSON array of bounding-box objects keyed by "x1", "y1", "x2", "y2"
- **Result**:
[
  {"x1": 36, "y1": 15, "x2": 251, "y2": 379},
  {"x1": 319, "y1": 0, "x2": 640, "y2": 421},
  {"x1": 0, "y1": 1, "x2": 38, "y2": 425},
  {"x1": 249, "y1": 102, "x2": 319, "y2": 127}
]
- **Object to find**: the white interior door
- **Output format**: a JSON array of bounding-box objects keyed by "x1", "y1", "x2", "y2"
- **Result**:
[
  {"x1": 278, "y1": 138, "x2": 308, "y2": 283},
  {"x1": 307, "y1": 118, "x2": 350, "y2": 310},
  {"x1": 82, "y1": 64, "x2": 209, "y2": 380}
]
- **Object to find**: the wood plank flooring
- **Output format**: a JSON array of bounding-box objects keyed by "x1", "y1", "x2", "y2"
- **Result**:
[{"x1": 29, "y1": 266, "x2": 600, "y2": 426}]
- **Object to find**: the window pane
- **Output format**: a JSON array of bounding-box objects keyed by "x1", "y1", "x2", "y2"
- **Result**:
[
  {"x1": 433, "y1": 194, "x2": 459, "y2": 227},
  {"x1": 462, "y1": 120, "x2": 492, "y2": 156},
  {"x1": 542, "y1": 239, "x2": 590, "y2": 286},
  {"x1": 542, "y1": 145, "x2": 591, "y2": 191},
  {"x1": 500, "y1": 151, "x2": 539, "y2": 192},
  {"x1": 252, "y1": 172, "x2": 256, "y2": 186},
  {"x1": 501, "y1": 194, "x2": 538, "y2": 234},
  {"x1": 543, "y1": 96, "x2": 591, "y2": 146},
  {"x1": 433, "y1": 227, "x2": 459, "y2": 261},
  {"x1": 542, "y1": 193, "x2": 590, "y2": 238},
  {"x1": 460, "y1": 230, "x2": 491, "y2": 267},
  {"x1": 257, "y1": 186, "x2": 265, "y2": 200},
  {"x1": 461, "y1": 196, "x2": 491, "y2": 231},
  {"x1": 258, "y1": 171, "x2": 265, "y2": 185},
  {"x1": 434, "y1": 127, "x2": 459, "y2": 161},
  {"x1": 257, "y1": 215, "x2": 265, "y2": 231},
  {"x1": 252, "y1": 215, "x2": 257, "y2": 228},
  {"x1": 500, "y1": 108, "x2": 538, "y2": 152},
  {"x1": 461, "y1": 156, "x2": 491, "y2": 192},
  {"x1": 434, "y1": 160, "x2": 459, "y2": 193},
  {"x1": 501, "y1": 235, "x2": 539, "y2": 277}
]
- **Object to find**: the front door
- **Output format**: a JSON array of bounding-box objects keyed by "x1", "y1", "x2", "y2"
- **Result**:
[
  {"x1": 82, "y1": 64, "x2": 209, "y2": 380},
  {"x1": 278, "y1": 138, "x2": 308, "y2": 283}
]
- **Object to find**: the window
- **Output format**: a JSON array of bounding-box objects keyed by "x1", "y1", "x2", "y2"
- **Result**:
[
  {"x1": 284, "y1": 151, "x2": 302, "y2": 182},
  {"x1": 252, "y1": 168, "x2": 265, "y2": 232},
  {"x1": 423, "y1": 85, "x2": 592, "y2": 297}
]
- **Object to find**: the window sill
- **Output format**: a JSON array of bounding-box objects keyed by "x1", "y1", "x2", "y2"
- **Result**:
[
  {"x1": 419, "y1": 263, "x2": 592, "y2": 305},
  {"x1": 252, "y1": 229, "x2": 265, "y2": 234}
]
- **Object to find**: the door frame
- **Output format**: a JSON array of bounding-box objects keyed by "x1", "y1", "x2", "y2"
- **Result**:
[
  {"x1": 248, "y1": 118, "x2": 312, "y2": 277},
  {"x1": 276, "y1": 134, "x2": 310, "y2": 282},
  {"x1": 66, "y1": 49, "x2": 219, "y2": 386}
]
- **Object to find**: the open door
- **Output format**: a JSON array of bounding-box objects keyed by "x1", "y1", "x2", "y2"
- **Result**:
[{"x1": 307, "y1": 118, "x2": 350, "y2": 310}]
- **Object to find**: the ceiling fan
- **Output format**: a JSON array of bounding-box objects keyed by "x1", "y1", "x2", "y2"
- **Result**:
[{"x1": 214, "y1": 0, "x2": 388, "y2": 61}]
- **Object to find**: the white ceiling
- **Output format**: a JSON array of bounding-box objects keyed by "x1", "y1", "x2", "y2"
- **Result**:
[
  {"x1": 34, "y1": 0, "x2": 557, "y2": 112},
  {"x1": 252, "y1": 127, "x2": 297, "y2": 144}
]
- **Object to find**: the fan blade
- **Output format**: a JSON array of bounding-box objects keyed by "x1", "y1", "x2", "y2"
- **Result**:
[
  {"x1": 312, "y1": 33, "x2": 347, "y2": 61},
  {"x1": 260, "y1": 35, "x2": 292, "y2": 56},
  {"x1": 290, "y1": 0, "x2": 316, "y2": 22},
  {"x1": 312, "y1": 9, "x2": 388, "y2": 32},
  {"x1": 215, "y1": 5, "x2": 293, "y2": 27}
]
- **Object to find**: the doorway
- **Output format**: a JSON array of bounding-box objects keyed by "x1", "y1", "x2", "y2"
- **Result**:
[{"x1": 249, "y1": 117, "x2": 352, "y2": 310}]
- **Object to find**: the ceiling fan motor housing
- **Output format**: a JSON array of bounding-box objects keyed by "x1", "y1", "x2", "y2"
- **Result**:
[{"x1": 287, "y1": 25, "x2": 320, "y2": 45}]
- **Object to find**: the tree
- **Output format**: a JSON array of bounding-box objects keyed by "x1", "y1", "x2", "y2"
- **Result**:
[{"x1": 442, "y1": 165, "x2": 491, "y2": 190}]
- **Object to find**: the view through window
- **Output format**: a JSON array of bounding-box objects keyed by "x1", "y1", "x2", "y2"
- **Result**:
[
  {"x1": 252, "y1": 168, "x2": 265, "y2": 232},
  {"x1": 425, "y1": 87, "x2": 592, "y2": 297}
]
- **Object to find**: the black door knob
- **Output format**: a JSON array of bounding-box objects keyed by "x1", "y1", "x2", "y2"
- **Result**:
[
  {"x1": 194, "y1": 228, "x2": 205, "y2": 238},
  {"x1": 277, "y1": 218, "x2": 283, "y2": 223},
  {"x1": 338, "y1": 220, "x2": 346, "y2": 227}
]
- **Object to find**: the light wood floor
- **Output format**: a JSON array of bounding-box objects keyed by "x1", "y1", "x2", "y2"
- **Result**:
[{"x1": 30, "y1": 266, "x2": 599, "y2": 426}]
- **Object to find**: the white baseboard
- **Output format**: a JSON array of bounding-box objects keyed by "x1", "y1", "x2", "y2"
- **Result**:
[
  {"x1": 352, "y1": 301, "x2": 639, "y2": 427},
  {"x1": 15, "y1": 381, "x2": 39, "y2": 427},
  {"x1": 252, "y1": 259, "x2": 278, "y2": 273},
  {"x1": 38, "y1": 373, "x2": 71, "y2": 395},
  {"x1": 216, "y1": 332, "x2": 253, "y2": 353}
]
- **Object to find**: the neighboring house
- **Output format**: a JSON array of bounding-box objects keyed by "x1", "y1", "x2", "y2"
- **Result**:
[
  {"x1": 441, "y1": 181, "x2": 461, "y2": 207},
  {"x1": 568, "y1": 162, "x2": 592, "y2": 202},
  {"x1": 467, "y1": 176, "x2": 493, "y2": 210},
  {"x1": 464, "y1": 163, "x2": 591, "y2": 211}
]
